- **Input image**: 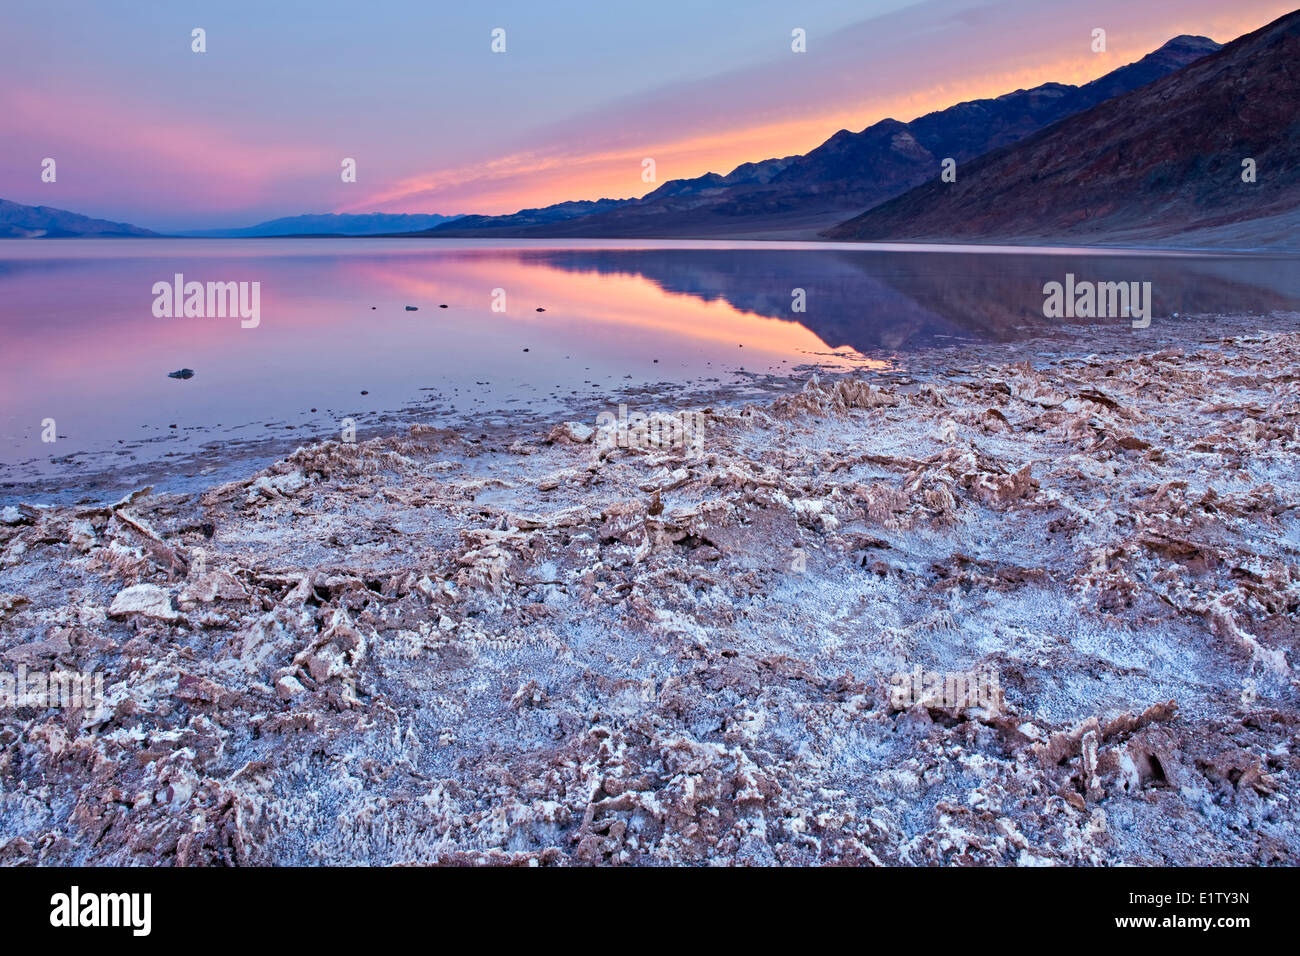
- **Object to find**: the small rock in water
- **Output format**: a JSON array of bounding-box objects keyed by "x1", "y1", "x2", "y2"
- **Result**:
[
  {"x1": 405, "y1": 306, "x2": 418, "y2": 311},
  {"x1": 523, "y1": 348, "x2": 530, "y2": 352},
  {"x1": 536, "y1": 307, "x2": 546, "y2": 312},
  {"x1": 167, "y1": 368, "x2": 194, "y2": 379},
  {"x1": 361, "y1": 390, "x2": 369, "y2": 395},
  {"x1": 440, "y1": 304, "x2": 449, "y2": 309}
]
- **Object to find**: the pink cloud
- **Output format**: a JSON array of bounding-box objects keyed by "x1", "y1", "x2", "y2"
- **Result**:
[{"x1": 0, "y1": 87, "x2": 332, "y2": 225}]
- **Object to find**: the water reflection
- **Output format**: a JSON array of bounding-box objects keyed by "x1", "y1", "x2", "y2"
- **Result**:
[
  {"x1": 526, "y1": 246, "x2": 1300, "y2": 351},
  {"x1": 1, "y1": 239, "x2": 1297, "y2": 481}
]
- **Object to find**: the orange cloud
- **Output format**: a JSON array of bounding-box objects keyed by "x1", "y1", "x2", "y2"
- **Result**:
[{"x1": 347, "y1": 4, "x2": 1291, "y2": 217}]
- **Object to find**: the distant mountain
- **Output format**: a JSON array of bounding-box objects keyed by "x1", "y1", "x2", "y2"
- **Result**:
[
  {"x1": 825, "y1": 12, "x2": 1300, "y2": 248},
  {"x1": 185, "y1": 212, "x2": 463, "y2": 238},
  {"x1": 0, "y1": 199, "x2": 158, "y2": 238},
  {"x1": 417, "y1": 199, "x2": 635, "y2": 236},
  {"x1": 415, "y1": 35, "x2": 1220, "y2": 240}
]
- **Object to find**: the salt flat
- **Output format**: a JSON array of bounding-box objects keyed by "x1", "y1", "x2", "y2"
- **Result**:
[{"x1": 1, "y1": 313, "x2": 1297, "y2": 865}]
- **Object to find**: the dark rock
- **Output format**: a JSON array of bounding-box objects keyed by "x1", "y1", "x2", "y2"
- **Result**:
[{"x1": 167, "y1": 368, "x2": 195, "y2": 379}]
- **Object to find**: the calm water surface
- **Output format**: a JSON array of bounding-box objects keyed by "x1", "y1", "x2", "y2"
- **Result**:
[{"x1": 2, "y1": 238, "x2": 1298, "y2": 491}]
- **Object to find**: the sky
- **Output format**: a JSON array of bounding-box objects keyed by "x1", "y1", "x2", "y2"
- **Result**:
[{"x1": 0, "y1": 0, "x2": 1293, "y2": 232}]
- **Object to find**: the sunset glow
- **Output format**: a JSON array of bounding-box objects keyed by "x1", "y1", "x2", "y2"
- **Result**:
[{"x1": 1, "y1": 0, "x2": 1291, "y2": 231}]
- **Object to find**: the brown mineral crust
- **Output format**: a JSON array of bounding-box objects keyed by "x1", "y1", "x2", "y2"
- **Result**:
[{"x1": 0, "y1": 314, "x2": 1297, "y2": 865}]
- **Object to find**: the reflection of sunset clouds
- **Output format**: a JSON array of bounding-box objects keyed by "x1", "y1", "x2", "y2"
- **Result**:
[
  {"x1": 346, "y1": 253, "x2": 861, "y2": 362},
  {"x1": 0, "y1": 242, "x2": 884, "y2": 467}
]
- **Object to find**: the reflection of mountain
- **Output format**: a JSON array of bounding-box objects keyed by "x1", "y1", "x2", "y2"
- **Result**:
[{"x1": 526, "y1": 248, "x2": 1300, "y2": 353}]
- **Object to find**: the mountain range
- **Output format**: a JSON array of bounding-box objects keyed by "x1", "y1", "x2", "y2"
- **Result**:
[
  {"x1": 0, "y1": 199, "x2": 159, "y2": 238},
  {"x1": 420, "y1": 33, "x2": 1221, "y2": 240},
  {"x1": 413, "y1": 199, "x2": 635, "y2": 237},
  {"x1": 181, "y1": 212, "x2": 464, "y2": 237},
  {"x1": 825, "y1": 10, "x2": 1300, "y2": 248},
  {"x1": 9, "y1": 13, "x2": 1300, "y2": 251}
]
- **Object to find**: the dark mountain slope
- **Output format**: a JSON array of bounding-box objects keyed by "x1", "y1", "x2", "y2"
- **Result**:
[
  {"x1": 421, "y1": 35, "x2": 1220, "y2": 239},
  {"x1": 825, "y1": 12, "x2": 1300, "y2": 247}
]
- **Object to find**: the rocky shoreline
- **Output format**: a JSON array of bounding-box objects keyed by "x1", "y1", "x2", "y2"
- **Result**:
[{"x1": 1, "y1": 314, "x2": 1297, "y2": 865}]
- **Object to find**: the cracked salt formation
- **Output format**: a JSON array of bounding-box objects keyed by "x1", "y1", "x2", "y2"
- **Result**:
[{"x1": 0, "y1": 317, "x2": 1297, "y2": 865}]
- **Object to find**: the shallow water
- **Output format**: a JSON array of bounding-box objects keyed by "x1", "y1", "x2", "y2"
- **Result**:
[{"x1": 1, "y1": 238, "x2": 1298, "y2": 487}]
